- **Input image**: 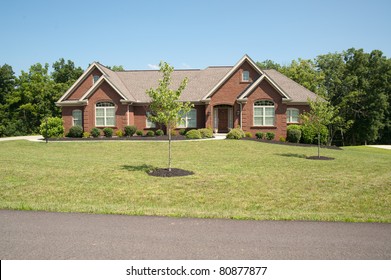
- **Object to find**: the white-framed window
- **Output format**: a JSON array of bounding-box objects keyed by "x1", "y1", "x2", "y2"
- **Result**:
[
  {"x1": 95, "y1": 102, "x2": 115, "y2": 126},
  {"x1": 253, "y1": 100, "x2": 275, "y2": 126},
  {"x1": 146, "y1": 112, "x2": 156, "y2": 128},
  {"x1": 242, "y1": 70, "x2": 250, "y2": 82},
  {"x1": 93, "y1": 75, "x2": 100, "y2": 84},
  {"x1": 287, "y1": 108, "x2": 300, "y2": 123},
  {"x1": 177, "y1": 108, "x2": 197, "y2": 128},
  {"x1": 72, "y1": 109, "x2": 82, "y2": 126}
]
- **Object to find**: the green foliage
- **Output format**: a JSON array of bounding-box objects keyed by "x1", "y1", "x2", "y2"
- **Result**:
[
  {"x1": 198, "y1": 128, "x2": 213, "y2": 138},
  {"x1": 179, "y1": 128, "x2": 187, "y2": 135},
  {"x1": 115, "y1": 130, "x2": 123, "y2": 137},
  {"x1": 83, "y1": 132, "x2": 90, "y2": 138},
  {"x1": 245, "y1": 132, "x2": 253, "y2": 138},
  {"x1": 103, "y1": 127, "x2": 113, "y2": 138},
  {"x1": 266, "y1": 132, "x2": 275, "y2": 140},
  {"x1": 136, "y1": 130, "x2": 143, "y2": 136},
  {"x1": 39, "y1": 117, "x2": 64, "y2": 138},
  {"x1": 255, "y1": 132, "x2": 264, "y2": 139},
  {"x1": 226, "y1": 128, "x2": 245, "y2": 139},
  {"x1": 90, "y1": 127, "x2": 100, "y2": 138},
  {"x1": 279, "y1": 136, "x2": 286, "y2": 142},
  {"x1": 124, "y1": 125, "x2": 137, "y2": 137},
  {"x1": 145, "y1": 130, "x2": 155, "y2": 137},
  {"x1": 287, "y1": 125, "x2": 302, "y2": 143},
  {"x1": 67, "y1": 125, "x2": 83, "y2": 138},
  {"x1": 155, "y1": 129, "x2": 164, "y2": 136},
  {"x1": 185, "y1": 129, "x2": 202, "y2": 139},
  {"x1": 301, "y1": 123, "x2": 328, "y2": 145}
]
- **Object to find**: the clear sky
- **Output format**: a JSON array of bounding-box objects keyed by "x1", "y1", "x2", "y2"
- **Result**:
[{"x1": 1, "y1": 0, "x2": 390, "y2": 74}]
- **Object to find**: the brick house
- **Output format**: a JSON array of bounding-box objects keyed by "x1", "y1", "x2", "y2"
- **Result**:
[{"x1": 56, "y1": 55, "x2": 318, "y2": 139}]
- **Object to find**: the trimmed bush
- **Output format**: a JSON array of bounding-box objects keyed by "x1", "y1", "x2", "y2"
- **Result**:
[
  {"x1": 279, "y1": 136, "x2": 286, "y2": 142},
  {"x1": 266, "y1": 132, "x2": 275, "y2": 140},
  {"x1": 179, "y1": 129, "x2": 187, "y2": 136},
  {"x1": 301, "y1": 124, "x2": 328, "y2": 144},
  {"x1": 124, "y1": 125, "x2": 137, "y2": 137},
  {"x1": 170, "y1": 130, "x2": 178, "y2": 136},
  {"x1": 185, "y1": 129, "x2": 202, "y2": 139},
  {"x1": 155, "y1": 129, "x2": 164, "y2": 136},
  {"x1": 198, "y1": 128, "x2": 213, "y2": 138},
  {"x1": 287, "y1": 126, "x2": 302, "y2": 143},
  {"x1": 136, "y1": 130, "x2": 143, "y2": 136},
  {"x1": 103, "y1": 127, "x2": 113, "y2": 138},
  {"x1": 245, "y1": 132, "x2": 253, "y2": 138},
  {"x1": 90, "y1": 127, "x2": 100, "y2": 138},
  {"x1": 67, "y1": 125, "x2": 83, "y2": 138},
  {"x1": 226, "y1": 128, "x2": 245, "y2": 139},
  {"x1": 39, "y1": 117, "x2": 64, "y2": 138},
  {"x1": 115, "y1": 130, "x2": 123, "y2": 137},
  {"x1": 145, "y1": 130, "x2": 155, "y2": 137},
  {"x1": 82, "y1": 132, "x2": 90, "y2": 138},
  {"x1": 255, "y1": 132, "x2": 264, "y2": 139}
]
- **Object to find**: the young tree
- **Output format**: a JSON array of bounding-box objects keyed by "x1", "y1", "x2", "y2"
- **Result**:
[
  {"x1": 301, "y1": 97, "x2": 335, "y2": 158},
  {"x1": 146, "y1": 61, "x2": 192, "y2": 171}
]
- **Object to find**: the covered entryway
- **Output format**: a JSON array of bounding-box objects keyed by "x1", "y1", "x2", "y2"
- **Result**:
[{"x1": 213, "y1": 105, "x2": 233, "y2": 133}]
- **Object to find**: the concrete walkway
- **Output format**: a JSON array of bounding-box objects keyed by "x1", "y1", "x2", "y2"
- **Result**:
[
  {"x1": 0, "y1": 135, "x2": 43, "y2": 142},
  {"x1": 367, "y1": 145, "x2": 391, "y2": 150}
]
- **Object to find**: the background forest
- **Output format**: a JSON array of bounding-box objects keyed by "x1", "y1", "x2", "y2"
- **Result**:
[{"x1": 0, "y1": 48, "x2": 390, "y2": 145}]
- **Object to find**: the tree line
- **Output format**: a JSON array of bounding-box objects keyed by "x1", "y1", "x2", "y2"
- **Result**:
[
  {"x1": 257, "y1": 48, "x2": 390, "y2": 145},
  {"x1": 1, "y1": 48, "x2": 390, "y2": 145}
]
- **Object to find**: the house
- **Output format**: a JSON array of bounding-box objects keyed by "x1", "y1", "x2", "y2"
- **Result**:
[{"x1": 56, "y1": 55, "x2": 318, "y2": 139}]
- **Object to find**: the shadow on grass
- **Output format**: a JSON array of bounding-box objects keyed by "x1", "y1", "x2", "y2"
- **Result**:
[
  {"x1": 276, "y1": 153, "x2": 307, "y2": 159},
  {"x1": 121, "y1": 164, "x2": 155, "y2": 172}
]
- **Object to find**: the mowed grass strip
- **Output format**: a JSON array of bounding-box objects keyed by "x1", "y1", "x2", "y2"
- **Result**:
[{"x1": 0, "y1": 140, "x2": 390, "y2": 222}]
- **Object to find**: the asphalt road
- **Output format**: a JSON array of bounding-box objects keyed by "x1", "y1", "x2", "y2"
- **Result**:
[{"x1": 0, "y1": 210, "x2": 390, "y2": 259}]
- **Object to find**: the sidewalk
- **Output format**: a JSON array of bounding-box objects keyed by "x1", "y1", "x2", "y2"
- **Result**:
[{"x1": 0, "y1": 135, "x2": 43, "y2": 142}]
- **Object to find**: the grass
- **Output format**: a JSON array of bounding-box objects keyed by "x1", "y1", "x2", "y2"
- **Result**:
[{"x1": 0, "y1": 140, "x2": 390, "y2": 223}]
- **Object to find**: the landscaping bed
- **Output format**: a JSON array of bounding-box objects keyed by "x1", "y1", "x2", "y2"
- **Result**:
[{"x1": 47, "y1": 135, "x2": 192, "y2": 141}]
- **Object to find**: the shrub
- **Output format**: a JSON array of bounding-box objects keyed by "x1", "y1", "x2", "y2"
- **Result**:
[
  {"x1": 255, "y1": 132, "x2": 264, "y2": 139},
  {"x1": 185, "y1": 129, "x2": 202, "y2": 139},
  {"x1": 279, "y1": 136, "x2": 286, "y2": 142},
  {"x1": 103, "y1": 127, "x2": 113, "y2": 137},
  {"x1": 124, "y1": 125, "x2": 137, "y2": 137},
  {"x1": 287, "y1": 126, "x2": 302, "y2": 143},
  {"x1": 155, "y1": 129, "x2": 164, "y2": 136},
  {"x1": 146, "y1": 130, "x2": 155, "y2": 137},
  {"x1": 136, "y1": 130, "x2": 143, "y2": 136},
  {"x1": 301, "y1": 124, "x2": 328, "y2": 144},
  {"x1": 39, "y1": 117, "x2": 64, "y2": 138},
  {"x1": 90, "y1": 127, "x2": 100, "y2": 138},
  {"x1": 266, "y1": 132, "x2": 275, "y2": 140},
  {"x1": 179, "y1": 128, "x2": 187, "y2": 136},
  {"x1": 245, "y1": 132, "x2": 253, "y2": 138},
  {"x1": 226, "y1": 128, "x2": 245, "y2": 139},
  {"x1": 67, "y1": 126, "x2": 83, "y2": 138},
  {"x1": 82, "y1": 132, "x2": 90, "y2": 138},
  {"x1": 115, "y1": 130, "x2": 123, "y2": 137},
  {"x1": 170, "y1": 130, "x2": 177, "y2": 136},
  {"x1": 198, "y1": 128, "x2": 213, "y2": 138}
]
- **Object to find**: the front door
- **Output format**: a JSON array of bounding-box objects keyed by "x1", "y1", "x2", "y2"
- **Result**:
[{"x1": 218, "y1": 108, "x2": 229, "y2": 133}]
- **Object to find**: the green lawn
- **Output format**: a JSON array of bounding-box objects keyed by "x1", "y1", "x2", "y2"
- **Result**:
[{"x1": 0, "y1": 140, "x2": 390, "y2": 222}]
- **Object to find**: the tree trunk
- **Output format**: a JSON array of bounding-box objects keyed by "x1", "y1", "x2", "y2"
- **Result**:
[
  {"x1": 318, "y1": 132, "x2": 321, "y2": 158},
  {"x1": 168, "y1": 125, "x2": 172, "y2": 172}
]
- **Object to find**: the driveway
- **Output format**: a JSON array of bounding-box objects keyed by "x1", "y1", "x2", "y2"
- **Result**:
[
  {"x1": 0, "y1": 210, "x2": 390, "y2": 260},
  {"x1": 0, "y1": 135, "x2": 43, "y2": 142}
]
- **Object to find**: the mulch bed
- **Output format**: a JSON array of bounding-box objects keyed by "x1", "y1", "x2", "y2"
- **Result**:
[
  {"x1": 241, "y1": 137, "x2": 342, "y2": 150},
  {"x1": 147, "y1": 168, "x2": 194, "y2": 177},
  {"x1": 47, "y1": 135, "x2": 189, "y2": 141},
  {"x1": 306, "y1": 156, "x2": 335, "y2": 160}
]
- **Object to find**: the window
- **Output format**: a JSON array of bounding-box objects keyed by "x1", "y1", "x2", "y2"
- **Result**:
[
  {"x1": 177, "y1": 108, "x2": 197, "y2": 128},
  {"x1": 72, "y1": 109, "x2": 82, "y2": 126},
  {"x1": 95, "y1": 102, "x2": 115, "y2": 126},
  {"x1": 287, "y1": 108, "x2": 300, "y2": 123},
  {"x1": 242, "y1": 70, "x2": 250, "y2": 82},
  {"x1": 93, "y1": 75, "x2": 100, "y2": 84},
  {"x1": 253, "y1": 100, "x2": 275, "y2": 126},
  {"x1": 146, "y1": 112, "x2": 156, "y2": 128}
]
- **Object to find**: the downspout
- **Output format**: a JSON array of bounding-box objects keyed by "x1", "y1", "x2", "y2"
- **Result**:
[{"x1": 239, "y1": 102, "x2": 243, "y2": 128}]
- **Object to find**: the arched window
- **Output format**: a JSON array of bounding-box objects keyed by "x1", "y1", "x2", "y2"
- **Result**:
[
  {"x1": 253, "y1": 100, "x2": 275, "y2": 126},
  {"x1": 242, "y1": 70, "x2": 250, "y2": 82},
  {"x1": 95, "y1": 102, "x2": 115, "y2": 126},
  {"x1": 72, "y1": 109, "x2": 82, "y2": 126},
  {"x1": 287, "y1": 108, "x2": 300, "y2": 123}
]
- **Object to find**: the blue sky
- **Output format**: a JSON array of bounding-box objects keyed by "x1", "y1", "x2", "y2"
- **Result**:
[{"x1": 1, "y1": 0, "x2": 390, "y2": 74}]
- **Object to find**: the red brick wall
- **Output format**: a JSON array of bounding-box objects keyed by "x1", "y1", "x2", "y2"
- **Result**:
[
  {"x1": 61, "y1": 106, "x2": 84, "y2": 133},
  {"x1": 207, "y1": 61, "x2": 261, "y2": 129},
  {"x1": 66, "y1": 69, "x2": 102, "y2": 100}
]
